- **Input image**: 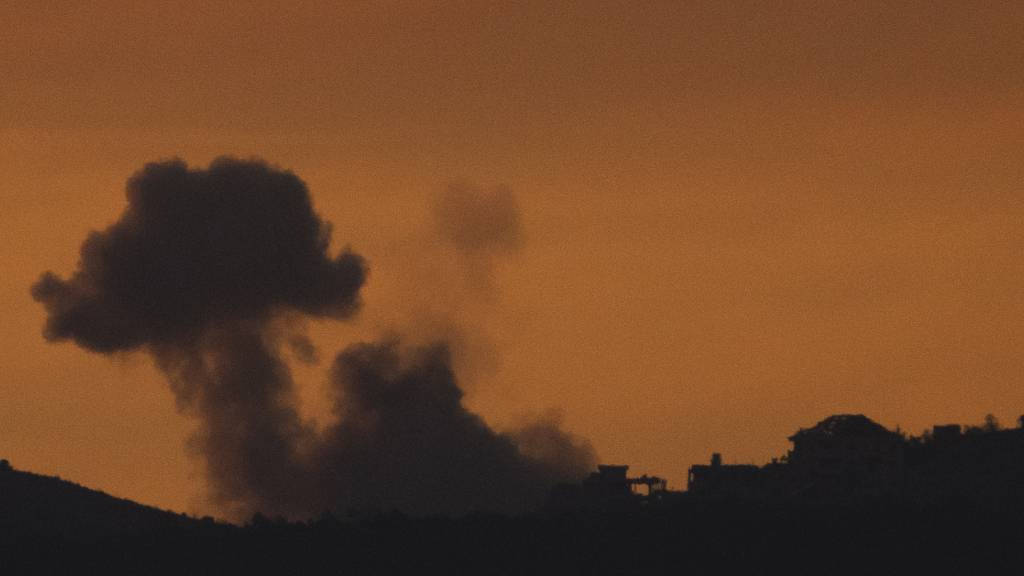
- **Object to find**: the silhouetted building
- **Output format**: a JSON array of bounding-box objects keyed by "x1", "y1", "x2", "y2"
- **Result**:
[
  {"x1": 688, "y1": 414, "x2": 906, "y2": 501},
  {"x1": 931, "y1": 424, "x2": 961, "y2": 446},
  {"x1": 687, "y1": 453, "x2": 760, "y2": 499},
  {"x1": 557, "y1": 412, "x2": 1024, "y2": 511},
  {"x1": 784, "y1": 414, "x2": 905, "y2": 499},
  {"x1": 547, "y1": 464, "x2": 670, "y2": 512},
  {"x1": 583, "y1": 465, "x2": 633, "y2": 502},
  {"x1": 905, "y1": 423, "x2": 1024, "y2": 507}
]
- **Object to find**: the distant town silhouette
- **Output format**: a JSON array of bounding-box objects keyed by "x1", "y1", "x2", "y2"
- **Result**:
[
  {"x1": 550, "y1": 413, "x2": 1024, "y2": 512},
  {"x1": 4, "y1": 412, "x2": 1024, "y2": 573}
]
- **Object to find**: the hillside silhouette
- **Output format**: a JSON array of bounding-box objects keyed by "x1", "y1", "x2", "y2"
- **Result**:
[
  {"x1": 4, "y1": 413, "x2": 1024, "y2": 574},
  {"x1": 0, "y1": 461, "x2": 220, "y2": 538},
  {"x1": 0, "y1": 460, "x2": 233, "y2": 573}
]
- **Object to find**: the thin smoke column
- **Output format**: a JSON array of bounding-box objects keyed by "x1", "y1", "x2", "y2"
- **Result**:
[{"x1": 32, "y1": 157, "x2": 594, "y2": 519}]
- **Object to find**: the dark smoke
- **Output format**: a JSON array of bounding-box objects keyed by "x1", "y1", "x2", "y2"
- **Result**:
[
  {"x1": 405, "y1": 183, "x2": 527, "y2": 379},
  {"x1": 313, "y1": 341, "x2": 594, "y2": 516},
  {"x1": 432, "y1": 183, "x2": 523, "y2": 295},
  {"x1": 434, "y1": 182, "x2": 523, "y2": 258},
  {"x1": 33, "y1": 157, "x2": 593, "y2": 519},
  {"x1": 32, "y1": 157, "x2": 365, "y2": 351}
]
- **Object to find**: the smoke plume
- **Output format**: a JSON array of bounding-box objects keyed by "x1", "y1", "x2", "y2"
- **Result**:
[
  {"x1": 33, "y1": 157, "x2": 593, "y2": 519},
  {"x1": 313, "y1": 341, "x2": 592, "y2": 516},
  {"x1": 432, "y1": 182, "x2": 523, "y2": 295}
]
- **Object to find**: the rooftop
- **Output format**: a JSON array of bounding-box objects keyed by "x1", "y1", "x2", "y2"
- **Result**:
[{"x1": 789, "y1": 414, "x2": 899, "y2": 440}]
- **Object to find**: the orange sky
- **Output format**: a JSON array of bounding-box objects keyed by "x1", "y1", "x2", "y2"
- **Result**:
[{"x1": 2, "y1": 1, "x2": 1023, "y2": 516}]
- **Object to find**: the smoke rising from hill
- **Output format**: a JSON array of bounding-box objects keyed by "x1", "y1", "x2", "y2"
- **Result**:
[{"x1": 32, "y1": 157, "x2": 593, "y2": 519}]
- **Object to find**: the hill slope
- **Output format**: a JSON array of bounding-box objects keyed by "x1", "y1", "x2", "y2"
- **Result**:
[{"x1": 0, "y1": 461, "x2": 217, "y2": 538}]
